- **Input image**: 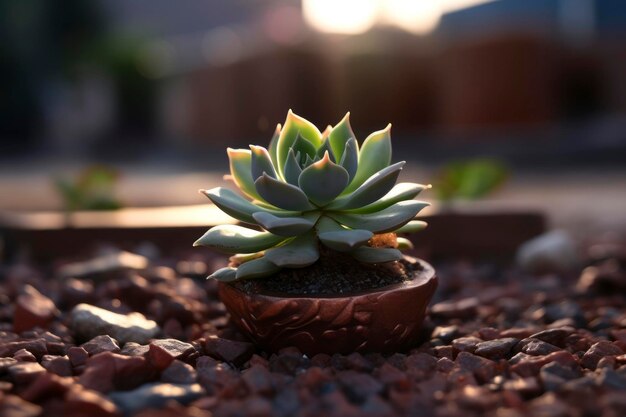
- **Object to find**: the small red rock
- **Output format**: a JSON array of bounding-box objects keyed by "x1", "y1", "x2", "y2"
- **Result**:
[
  {"x1": 120, "y1": 342, "x2": 150, "y2": 357},
  {"x1": 196, "y1": 355, "x2": 237, "y2": 394},
  {"x1": 41, "y1": 355, "x2": 73, "y2": 377},
  {"x1": 13, "y1": 349, "x2": 36, "y2": 362},
  {"x1": 503, "y1": 376, "x2": 542, "y2": 397},
  {"x1": 0, "y1": 338, "x2": 47, "y2": 360},
  {"x1": 455, "y1": 352, "x2": 498, "y2": 383},
  {"x1": 80, "y1": 335, "x2": 121, "y2": 356},
  {"x1": 13, "y1": 285, "x2": 57, "y2": 333},
  {"x1": 21, "y1": 372, "x2": 73, "y2": 402},
  {"x1": 581, "y1": 341, "x2": 623, "y2": 370},
  {"x1": 529, "y1": 327, "x2": 574, "y2": 347},
  {"x1": 161, "y1": 360, "x2": 196, "y2": 384},
  {"x1": 436, "y1": 357, "x2": 456, "y2": 373},
  {"x1": 452, "y1": 337, "x2": 483, "y2": 354},
  {"x1": 204, "y1": 336, "x2": 254, "y2": 366},
  {"x1": 431, "y1": 297, "x2": 478, "y2": 319},
  {"x1": 478, "y1": 327, "x2": 500, "y2": 340},
  {"x1": 500, "y1": 327, "x2": 538, "y2": 339},
  {"x1": 8, "y1": 362, "x2": 46, "y2": 385},
  {"x1": 0, "y1": 357, "x2": 18, "y2": 372},
  {"x1": 0, "y1": 394, "x2": 42, "y2": 417},
  {"x1": 64, "y1": 386, "x2": 120, "y2": 417},
  {"x1": 146, "y1": 339, "x2": 196, "y2": 370},
  {"x1": 596, "y1": 356, "x2": 616, "y2": 369},
  {"x1": 475, "y1": 338, "x2": 519, "y2": 360},
  {"x1": 519, "y1": 338, "x2": 561, "y2": 356},
  {"x1": 511, "y1": 351, "x2": 579, "y2": 377},
  {"x1": 79, "y1": 352, "x2": 157, "y2": 393},
  {"x1": 433, "y1": 345, "x2": 454, "y2": 360},
  {"x1": 68, "y1": 346, "x2": 90, "y2": 367}
]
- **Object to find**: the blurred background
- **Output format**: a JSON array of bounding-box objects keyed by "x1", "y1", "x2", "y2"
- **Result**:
[{"x1": 1, "y1": 0, "x2": 626, "y2": 236}]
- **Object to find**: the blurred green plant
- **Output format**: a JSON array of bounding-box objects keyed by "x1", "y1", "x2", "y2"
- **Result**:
[
  {"x1": 55, "y1": 166, "x2": 123, "y2": 211},
  {"x1": 435, "y1": 159, "x2": 508, "y2": 202}
]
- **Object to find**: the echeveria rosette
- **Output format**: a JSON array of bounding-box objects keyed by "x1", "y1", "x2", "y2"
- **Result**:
[{"x1": 194, "y1": 110, "x2": 430, "y2": 281}]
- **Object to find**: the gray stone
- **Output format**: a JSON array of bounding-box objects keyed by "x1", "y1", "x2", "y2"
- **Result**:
[
  {"x1": 519, "y1": 339, "x2": 562, "y2": 356},
  {"x1": 70, "y1": 303, "x2": 159, "y2": 344},
  {"x1": 475, "y1": 338, "x2": 519, "y2": 360},
  {"x1": 529, "y1": 328, "x2": 574, "y2": 348},
  {"x1": 516, "y1": 230, "x2": 578, "y2": 273},
  {"x1": 109, "y1": 382, "x2": 203, "y2": 414},
  {"x1": 58, "y1": 251, "x2": 149, "y2": 279}
]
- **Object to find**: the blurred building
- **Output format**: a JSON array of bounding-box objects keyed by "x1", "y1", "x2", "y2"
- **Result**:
[
  {"x1": 173, "y1": 0, "x2": 625, "y2": 143},
  {"x1": 2, "y1": 0, "x2": 626, "y2": 155}
]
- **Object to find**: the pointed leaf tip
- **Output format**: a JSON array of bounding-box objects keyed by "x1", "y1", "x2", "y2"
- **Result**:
[
  {"x1": 250, "y1": 145, "x2": 277, "y2": 180},
  {"x1": 329, "y1": 112, "x2": 356, "y2": 162},
  {"x1": 194, "y1": 224, "x2": 286, "y2": 254},
  {"x1": 226, "y1": 148, "x2": 265, "y2": 201},
  {"x1": 342, "y1": 124, "x2": 392, "y2": 194},
  {"x1": 277, "y1": 111, "x2": 322, "y2": 176}
]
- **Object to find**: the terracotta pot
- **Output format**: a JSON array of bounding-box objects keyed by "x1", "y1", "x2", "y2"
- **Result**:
[{"x1": 218, "y1": 256, "x2": 437, "y2": 355}]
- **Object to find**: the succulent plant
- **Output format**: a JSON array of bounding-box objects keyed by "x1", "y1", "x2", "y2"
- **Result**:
[{"x1": 195, "y1": 110, "x2": 430, "y2": 281}]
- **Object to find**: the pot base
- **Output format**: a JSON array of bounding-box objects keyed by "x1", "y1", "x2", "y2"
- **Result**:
[{"x1": 218, "y1": 256, "x2": 437, "y2": 356}]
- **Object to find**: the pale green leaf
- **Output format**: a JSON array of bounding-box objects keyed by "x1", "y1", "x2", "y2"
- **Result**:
[
  {"x1": 393, "y1": 220, "x2": 428, "y2": 233},
  {"x1": 200, "y1": 187, "x2": 297, "y2": 224},
  {"x1": 236, "y1": 257, "x2": 281, "y2": 279},
  {"x1": 276, "y1": 110, "x2": 322, "y2": 176},
  {"x1": 396, "y1": 237, "x2": 414, "y2": 250},
  {"x1": 250, "y1": 145, "x2": 277, "y2": 180},
  {"x1": 226, "y1": 148, "x2": 263, "y2": 201},
  {"x1": 329, "y1": 200, "x2": 429, "y2": 233},
  {"x1": 264, "y1": 233, "x2": 320, "y2": 268},
  {"x1": 208, "y1": 267, "x2": 238, "y2": 282},
  {"x1": 193, "y1": 224, "x2": 286, "y2": 254},
  {"x1": 327, "y1": 161, "x2": 405, "y2": 210},
  {"x1": 329, "y1": 112, "x2": 357, "y2": 162},
  {"x1": 342, "y1": 124, "x2": 392, "y2": 194},
  {"x1": 268, "y1": 124, "x2": 281, "y2": 168},
  {"x1": 298, "y1": 152, "x2": 349, "y2": 206},
  {"x1": 252, "y1": 211, "x2": 317, "y2": 236},
  {"x1": 347, "y1": 183, "x2": 429, "y2": 214},
  {"x1": 351, "y1": 247, "x2": 403, "y2": 263},
  {"x1": 254, "y1": 173, "x2": 314, "y2": 211}
]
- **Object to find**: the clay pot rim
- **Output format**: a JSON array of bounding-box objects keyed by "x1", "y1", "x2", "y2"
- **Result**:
[{"x1": 225, "y1": 255, "x2": 436, "y2": 300}]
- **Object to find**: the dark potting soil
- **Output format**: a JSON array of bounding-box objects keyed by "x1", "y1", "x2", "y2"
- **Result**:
[{"x1": 231, "y1": 249, "x2": 423, "y2": 296}]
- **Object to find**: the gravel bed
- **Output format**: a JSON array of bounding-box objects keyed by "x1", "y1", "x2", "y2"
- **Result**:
[{"x1": 0, "y1": 239, "x2": 625, "y2": 417}]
